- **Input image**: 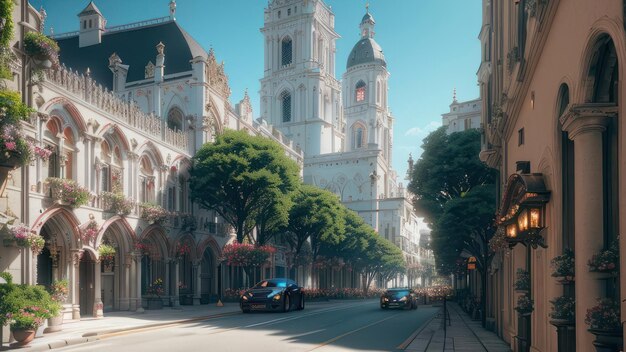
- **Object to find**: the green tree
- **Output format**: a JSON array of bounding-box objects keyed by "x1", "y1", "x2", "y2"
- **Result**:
[
  {"x1": 285, "y1": 184, "x2": 346, "y2": 260},
  {"x1": 189, "y1": 130, "x2": 300, "y2": 243},
  {"x1": 408, "y1": 127, "x2": 496, "y2": 221}
]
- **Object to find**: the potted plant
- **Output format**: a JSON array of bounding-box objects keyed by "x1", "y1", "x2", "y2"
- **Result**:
[
  {"x1": 0, "y1": 276, "x2": 60, "y2": 347},
  {"x1": 98, "y1": 244, "x2": 116, "y2": 271},
  {"x1": 46, "y1": 177, "x2": 91, "y2": 208},
  {"x1": 100, "y1": 191, "x2": 134, "y2": 216},
  {"x1": 134, "y1": 240, "x2": 151, "y2": 257},
  {"x1": 585, "y1": 298, "x2": 623, "y2": 351},
  {"x1": 515, "y1": 294, "x2": 534, "y2": 315},
  {"x1": 46, "y1": 279, "x2": 68, "y2": 333},
  {"x1": 140, "y1": 203, "x2": 169, "y2": 225},
  {"x1": 175, "y1": 242, "x2": 191, "y2": 260},
  {"x1": 514, "y1": 268, "x2": 530, "y2": 292},
  {"x1": 550, "y1": 295, "x2": 575, "y2": 322},
  {"x1": 5, "y1": 223, "x2": 45, "y2": 255},
  {"x1": 551, "y1": 248, "x2": 575, "y2": 283},
  {"x1": 145, "y1": 278, "x2": 164, "y2": 309},
  {"x1": 588, "y1": 237, "x2": 620, "y2": 276},
  {"x1": 549, "y1": 295, "x2": 576, "y2": 352}
]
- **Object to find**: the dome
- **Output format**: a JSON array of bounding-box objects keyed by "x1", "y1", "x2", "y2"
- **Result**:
[{"x1": 346, "y1": 38, "x2": 386, "y2": 70}]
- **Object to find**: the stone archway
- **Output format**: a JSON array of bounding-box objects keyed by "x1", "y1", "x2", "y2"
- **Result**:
[{"x1": 97, "y1": 219, "x2": 135, "y2": 312}]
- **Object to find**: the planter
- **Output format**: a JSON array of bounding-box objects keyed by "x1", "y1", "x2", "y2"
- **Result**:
[
  {"x1": 515, "y1": 288, "x2": 530, "y2": 293},
  {"x1": 10, "y1": 329, "x2": 36, "y2": 346},
  {"x1": 103, "y1": 263, "x2": 113, "y2": 272},
  {"x1": 588, "y1": 328, "x2": 623, "y2": 352},
  {"x1": 33, "y1": 57, "x2": 52, "y2": 69},
  {"x1": 146, "y1": 297, "x2": 163, "y2": 310},
  {"x1": 555, "y1": 276, "x2": 575, "y2": 285},
  {"x1": 589, "y1": 270, "x2": 619, "y2": 279},
  {"x1": 516, "y1": 313, "x2": 531, "y2": 352},
  {"x1": 45, "y1": 315, "x2": 63, "y2": 333},
  {"x1": 550, "y1": 319, "x2": 575, "y2": 352}
]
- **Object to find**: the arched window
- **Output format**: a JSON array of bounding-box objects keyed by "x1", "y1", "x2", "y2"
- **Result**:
[
  {"x1": 356, "y1": 81, "x2": 366, "y2": 102},
  {"x1": 139, "y1": 156, "x2": 155, "y2": 204},
  {"x1": 352, "y1": 123, "x2": 366, "y2": 149},
  {"x1": 281, "y1": 91, "x2": 292, "y2": 122},
  {"x1": 167, "y1": 107, "x2": 184, "y2": 131},
  {"x1": 281, "y1": 37, "x2": 293, "y2": 66}
]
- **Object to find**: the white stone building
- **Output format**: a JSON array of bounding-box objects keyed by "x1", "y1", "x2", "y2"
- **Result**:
[
  {"x1": 260, "y1": 0, "x2": 423, "y2": 287},
  {"x1": 441, "y1": 93, "x2": 481, "y2": 134}
]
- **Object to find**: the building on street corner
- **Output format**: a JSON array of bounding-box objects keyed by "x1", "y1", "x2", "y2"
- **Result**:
[{"x1": 479, "y1": 0, "x2": 624, "y2": 351}]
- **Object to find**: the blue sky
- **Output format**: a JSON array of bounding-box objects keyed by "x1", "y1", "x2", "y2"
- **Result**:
[{"x1": 30, "y1": 0, "x2": 481, "y2": 183}]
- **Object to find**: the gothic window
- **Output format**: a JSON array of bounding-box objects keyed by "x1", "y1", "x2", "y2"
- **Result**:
[
  {"x1": 281, "y1": 91, "x2": 292, "y2": 123},
  {"x1": 376, "y1": 81, "x2": 381, "y2": 103},
  {"x1": 167, "y1": 107, "x2": 184, "y2": 131},
  {"x1": 139, "y1": 156, "x2": 155, "y2": 203},
  {"x1": 356, "y1": 81, "x2": 366, "y2": 102},
  {"x1": 352, "y1": 123, "x2": 366, "y2": 149},
  {"x1": 281, "y1": 37, "x2": 293, "y2": 66}
]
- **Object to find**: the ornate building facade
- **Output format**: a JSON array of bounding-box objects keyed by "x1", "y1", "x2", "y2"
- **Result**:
[
  {"x1": 479, "y1": 0, "x2": 624, "y2": 351},
  {"x1": 260, "y1": 0, "x2": 424, "y2": 287},
  {"x1": 0, "y1": 0, "x2": 302, "y2": 335}
]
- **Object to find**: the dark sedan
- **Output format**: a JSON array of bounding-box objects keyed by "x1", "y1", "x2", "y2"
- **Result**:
[
  {"x1": 240, "y1": 278, "x2": 305, "y2": 313},
  {"x1": 380, "y1": 288, "x2": 417, "y2": 310}
]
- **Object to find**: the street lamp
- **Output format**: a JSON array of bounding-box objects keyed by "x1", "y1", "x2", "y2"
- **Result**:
[{"x1": 497, "y1": 174, "x2": 550, "y2": 249}]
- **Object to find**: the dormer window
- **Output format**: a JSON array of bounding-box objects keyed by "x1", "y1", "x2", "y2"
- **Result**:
[{"x1": 356, "y1": 81, "x2": 366, "y2": 102}]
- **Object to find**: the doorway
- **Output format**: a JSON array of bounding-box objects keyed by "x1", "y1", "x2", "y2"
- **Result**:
[{"x1": 79, "y1": 251, "x2": 95, "y2": 317}]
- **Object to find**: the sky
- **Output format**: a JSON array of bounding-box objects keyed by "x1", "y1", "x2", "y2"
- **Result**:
[{"x1": 30, "y1": 0, "x2": 481, "y2": 183}]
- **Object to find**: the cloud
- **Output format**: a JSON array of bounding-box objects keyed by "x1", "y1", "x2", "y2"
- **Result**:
[{"x1": 404, "y1": 120, "x2": 442, "y2": 137}]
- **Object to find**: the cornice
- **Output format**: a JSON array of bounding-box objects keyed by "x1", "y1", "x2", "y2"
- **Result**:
[{"x1": 559, "y1": 103, "x2": 617, "y2": 139}]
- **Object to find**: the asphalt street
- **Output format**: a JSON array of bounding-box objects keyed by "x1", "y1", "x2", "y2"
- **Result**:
[{"x1": 54, "y1": 300, "x2": 438, "y2": 352}]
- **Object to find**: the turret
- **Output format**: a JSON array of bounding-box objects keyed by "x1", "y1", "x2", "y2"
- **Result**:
[{"x1": 78, "y1": 1, "x2": 105, "y2": 48}]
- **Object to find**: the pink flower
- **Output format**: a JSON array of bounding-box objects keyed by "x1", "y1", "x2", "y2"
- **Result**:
[{"x1": 5, "y1": 141, "x2": 15, "y2": 150}]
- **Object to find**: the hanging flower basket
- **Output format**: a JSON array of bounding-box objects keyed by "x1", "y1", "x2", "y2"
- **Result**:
[
  {"x1": 81, "y1": 220, "x2": 99, "y2": 246},
  {"x1": 549, "y1": 295, "x2": 575, "y2": 322},
  {"x1": 24, "y1": 32, "x2": 59, "y2": 68},
  {"x1": 515, "y1": 294, "x2": 534, "y2": 315},
  {"x1": 98, "y1": 244, "x2": 116, "y2": 268},
  {"x1": 551, "y1": 248, "x2": 575, "y2": 283},
  {"x1": 5, "y1": 223, "x2": 44, "y2": 254},
  {"x1": 0, "y1": 90, "x2": 35, "y2": 168}
]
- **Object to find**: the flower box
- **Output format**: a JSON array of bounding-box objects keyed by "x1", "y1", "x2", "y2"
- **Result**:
[
  {"x1": 140, "y1": 203, "x2": 168, "y2": 225},
  {"x1": 100, "y1": 192, "x2": 134, "y2": 216},
  {"x1": 46, "y1": 178, "x2": 91, "y2": 208},
  {"x1": 146, "y1": 297, "x2": 163, "y2": 310},
  {"x1": 588, "y1": 237, "x2": 619, "y2": 275},
  {"x1": 5, "y1": 223, "x2": 44, "y2": 254},
  {"x1": 24, "y1": 32, "x2": 59, "y2": 68},
  {"x1": 551, "y1": 248, "x2": 575, "y2": 279}
]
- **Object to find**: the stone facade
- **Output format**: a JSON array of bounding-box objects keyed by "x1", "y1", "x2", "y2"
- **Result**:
[{"x1": 479, "y1": 0, "x2": 625, "y2": 351}]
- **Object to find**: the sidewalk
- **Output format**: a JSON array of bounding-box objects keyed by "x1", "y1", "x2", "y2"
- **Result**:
[
  {"x1": 1, "y1": 302, "x2": 243, "y2": 351},
  {"x1": 405, "y1": 302, "x2": 511, "y2": 352}
]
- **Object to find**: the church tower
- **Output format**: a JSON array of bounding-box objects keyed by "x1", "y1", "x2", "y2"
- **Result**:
[
  {"x1": 342, "y1": 6, "x2": 393, "y2": 166},
  {"x1": 260, "y1": 0, "x2": 343, "y2": 157},
  {"x1": 78, "y1": 1, "x2": 105, "y2": 48}
]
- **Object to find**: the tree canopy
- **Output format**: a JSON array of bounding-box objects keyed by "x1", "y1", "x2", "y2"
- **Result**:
[{"x1": 189, "y1": 129, "x2": 300, "y2": 243}]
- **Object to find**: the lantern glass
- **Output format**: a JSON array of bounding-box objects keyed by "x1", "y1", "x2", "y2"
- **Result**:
[
  {"x1": 518, "y1": 209, "x2": 529, "y2": 232},
  {"x1": 507, "y1": 223, "x2": 517, "y2": 238},
  {"x1": 530, "y1": 207, "x2": 541, "y2": 228}
]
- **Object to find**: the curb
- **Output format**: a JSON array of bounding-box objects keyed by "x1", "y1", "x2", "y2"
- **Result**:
[
  {"x1": 396, "y1": 306, "x2": 441, "y2": 350},
  {"x1": 21, "y1": 310, "x2": 242, "y2": 351}
]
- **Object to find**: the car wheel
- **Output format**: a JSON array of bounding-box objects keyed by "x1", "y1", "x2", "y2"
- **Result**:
[
  {"x1": 380, "y1": 305, "x2": 387, "y2": 310},
  {"x1": 241, "y1": 303, "x2": 250, "y2": 313},
  {"x1": 297, "y1": 296, "x2": 305, "y2": 310},
  {"x1": 283, "y1": 295, "x2": 290, "y2": 312}
]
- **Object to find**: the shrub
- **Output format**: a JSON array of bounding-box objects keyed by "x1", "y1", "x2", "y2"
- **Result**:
[{"x1": 0, "y1": 284, "x2": 60, "y2": 331}]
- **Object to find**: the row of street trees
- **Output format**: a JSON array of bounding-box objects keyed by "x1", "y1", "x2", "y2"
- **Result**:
[
  {"x1": 407, "y1": 127, "x2": 498, "y2": 325},
  {"x1": 189, "y1": 130, "x2": 406, "y2": 290}
]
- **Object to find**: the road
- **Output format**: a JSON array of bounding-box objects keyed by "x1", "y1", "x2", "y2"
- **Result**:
[{"x1": 57, "y1": 300, "x2": 438, "y2": 352}]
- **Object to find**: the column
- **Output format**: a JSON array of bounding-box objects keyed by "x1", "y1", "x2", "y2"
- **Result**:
[
  {"x1": 120, "y1": 254, "x2": 131, "y2": 311},
  {"x1": 93, "y1": 261, "x2": 103, "y2": 318},
  {"x1": 135, "y1": 253, "x2": 144, "y2": 312},
  {"x1": 171, "y1": 260, "x2": 180, "y2": 307},
  {"x1": 561, "y1": 105, "x2": 612, "y2": 352},
  {"x1": 69, "y1": 250, "x2": 81, "y2": 320},
  {"x1": 193, "y1": 261, "x2": 201, "y2": 305}
]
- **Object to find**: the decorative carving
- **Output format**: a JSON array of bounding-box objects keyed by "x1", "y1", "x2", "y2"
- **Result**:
[
  {"x1": 109, "y1": 53, "x2": 122, "y2": 68},
  {"x1": 206, "y1": 48, "x2": 231, "y2": 99},
  {"x1": 525, "y1": 0, "x2": 537, "y2": 17},
  {"x1": 507, "y1": 47, "x2": 519, "y2": 73},
  {"x1": 145, "y1": 61, "x2": 155, "y2": 79},
  {"x1": 156, "y1": 42, "x2": 165, "y2": 56}
]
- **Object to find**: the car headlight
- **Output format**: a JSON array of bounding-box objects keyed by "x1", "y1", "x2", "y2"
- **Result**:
[
  {"x1": 273, "y1": 294, "x2": 282, "y2": 300},
  {"x1": 242, "y1": 295, "x2": 248, "y2": 301},
  {"x1": 382, "y1": 297, "x2": 389, "y2": 302},
  {"x1": 399, "y1": 296, "x2": 407, "y2": 302}
]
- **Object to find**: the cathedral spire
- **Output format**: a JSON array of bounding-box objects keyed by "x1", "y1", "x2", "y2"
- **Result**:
[
  {"x1": 360, "y1": 4, "x2": 375, "y2": 38},
  {"x1": 453, "y1": 88, "x2": 457, "y2": 103}
]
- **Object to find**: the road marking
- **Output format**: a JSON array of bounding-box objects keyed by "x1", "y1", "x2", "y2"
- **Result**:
[{"x1": 308, "y1": 314, "x2": 398, "y2": 351}]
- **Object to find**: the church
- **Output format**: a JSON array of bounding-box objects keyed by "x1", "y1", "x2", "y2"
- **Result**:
[{"x1": 259, "y1": 0, "x2": 423, "y2": 286}]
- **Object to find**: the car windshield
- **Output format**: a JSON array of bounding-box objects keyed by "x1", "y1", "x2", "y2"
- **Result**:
[
  {"x1": 387, "y1": 290, "x2": 410, "y2": 296},
  {"x1": 253, "y1": 280, "x2": 287, "y2": 288}
]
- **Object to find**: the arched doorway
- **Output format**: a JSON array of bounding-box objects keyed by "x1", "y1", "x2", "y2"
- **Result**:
[
  {"x1": 200, "y1": 248, "x2": 214, "y2": 304},
  {"x1": 79, "y1": 250, "x2": 95, "y2": 317}
]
